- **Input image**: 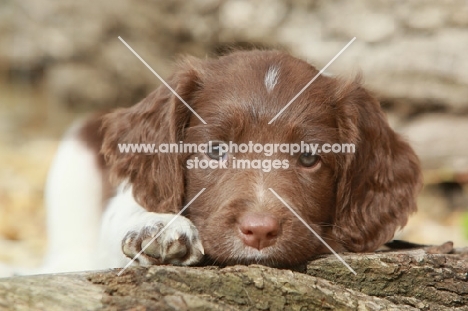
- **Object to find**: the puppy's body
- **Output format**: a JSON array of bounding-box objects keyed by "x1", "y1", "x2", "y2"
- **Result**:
[
  {"x1": 42, "y1": 122, "x2": 103, "y2": 273},
  {"x1": 42, "y1": 119, "x2": 203, "y2": 273},
  {"x1": 41, "y1": 50, "x2": 421, "y2": 273}
]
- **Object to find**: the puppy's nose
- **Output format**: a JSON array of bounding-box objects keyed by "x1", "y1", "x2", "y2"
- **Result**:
[{"x1": 238, "y1": 213, "x2": 280, "y2": 250}]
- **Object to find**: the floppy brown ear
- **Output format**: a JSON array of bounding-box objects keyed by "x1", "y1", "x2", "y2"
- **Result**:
[
  {"x1": 101, "y1": 57, "x2": 204, "y2": 212},
  {"x1": 333, "y1": 81, "x2": 422, "y2": 252}
]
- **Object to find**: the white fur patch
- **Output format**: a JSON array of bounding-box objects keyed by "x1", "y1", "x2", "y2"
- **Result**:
[
  {"x1": 41, "y1": 122, "x2": 103, "y2": 273},
  {"x1": 264, "y1": 66, "x2": 279, "y2": 92}
]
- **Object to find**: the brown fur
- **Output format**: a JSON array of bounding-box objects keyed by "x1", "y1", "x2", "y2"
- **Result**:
[{"x1": 98, "y1": 50, "x2": 421, "y2": 267}]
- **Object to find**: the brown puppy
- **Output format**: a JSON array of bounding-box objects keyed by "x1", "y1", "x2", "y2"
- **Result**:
[{"x1": 43, "y1": 50, "x2": 421, "y2": 272}]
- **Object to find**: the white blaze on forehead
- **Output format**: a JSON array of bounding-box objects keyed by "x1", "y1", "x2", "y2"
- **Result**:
[{"x1": 264, "y1": 66, "x2": 279, "y2": 92}]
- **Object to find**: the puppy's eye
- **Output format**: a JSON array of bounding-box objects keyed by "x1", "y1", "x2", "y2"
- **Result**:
[
  {"x1": 298, "y1": 153, "x2": 320, "y2": 168},
  {"x1": 206, "y1": 141, "x2": 228, "y2": 160}
]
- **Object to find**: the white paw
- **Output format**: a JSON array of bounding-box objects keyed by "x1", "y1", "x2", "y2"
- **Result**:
[{"x1": 121, "y1": 214, "x2": 204, "y2": 266}]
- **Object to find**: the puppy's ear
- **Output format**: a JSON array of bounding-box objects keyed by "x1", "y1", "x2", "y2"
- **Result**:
[
  {"x1": 101, "y1": 57, "x2": 204, "y2": 212},
  {"x1": 333, "y1": 80, "x2": 422, "y2": 252}
]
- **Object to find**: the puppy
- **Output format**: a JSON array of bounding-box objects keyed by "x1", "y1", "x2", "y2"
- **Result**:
[{"x1": 41, "y1": 50, "x2": 421, "y2": 273}]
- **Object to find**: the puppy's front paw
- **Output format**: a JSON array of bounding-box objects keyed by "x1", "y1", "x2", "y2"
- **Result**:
[{"x1": 121, "y1": 215, "x2": 204, "y2": 266}]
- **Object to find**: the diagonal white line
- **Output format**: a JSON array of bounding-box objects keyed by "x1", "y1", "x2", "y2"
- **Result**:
[
  {"x1": 268, "y1": 188, "x2": 357, "y2": 275},
  {"x1": 268, "y1": 37, "x2": 356, "y2": 124},
  {"x1": 118, "y1": 36, "x2": 207, "y2": 125},
  {"x1": 117, "y1": 188, "x2": 206, "y2": 276}
]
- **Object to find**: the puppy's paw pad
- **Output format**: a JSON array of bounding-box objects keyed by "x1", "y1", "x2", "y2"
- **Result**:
[
  {"x1": 121, "y1": 216, "x2": 204, "y2": 266},
  {"x1": 122, "y1": 229, "x2": 161, "y2": 265},
  {"x1": 142, "y1": 235, "x2": 188, "y2": 260}
]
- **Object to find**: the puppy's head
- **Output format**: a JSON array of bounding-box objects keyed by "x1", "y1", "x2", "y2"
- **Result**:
[{"x1": 102, "y1": 50, "x2": 421, "y2": 267}]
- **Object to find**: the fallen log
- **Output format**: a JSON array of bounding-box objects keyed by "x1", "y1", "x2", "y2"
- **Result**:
[{"x1": 1, "y1": 245, "x2": 467, "y2": 310}]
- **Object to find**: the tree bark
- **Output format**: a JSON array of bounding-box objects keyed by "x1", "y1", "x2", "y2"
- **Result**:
[{"x1": 1, "y1": 245, "x2": 467, "y2": 310}]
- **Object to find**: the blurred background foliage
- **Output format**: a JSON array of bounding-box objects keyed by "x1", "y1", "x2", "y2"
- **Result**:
[{"x1": 0, "y1": 0, "x2": 467, "y2": 268}]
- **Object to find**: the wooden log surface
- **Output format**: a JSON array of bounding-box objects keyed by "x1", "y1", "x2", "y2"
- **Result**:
[{"x1": 1, "y1": 245, "x2": 467, "y2": 310}]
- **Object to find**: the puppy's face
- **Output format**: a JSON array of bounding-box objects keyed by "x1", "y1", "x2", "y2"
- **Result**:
[
  {"x1": 183, "y1": 55, "x2": 340, "y2": 266},
  {"x1": 103, "y1": 50, "x2": 421, "y2": 267}
]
